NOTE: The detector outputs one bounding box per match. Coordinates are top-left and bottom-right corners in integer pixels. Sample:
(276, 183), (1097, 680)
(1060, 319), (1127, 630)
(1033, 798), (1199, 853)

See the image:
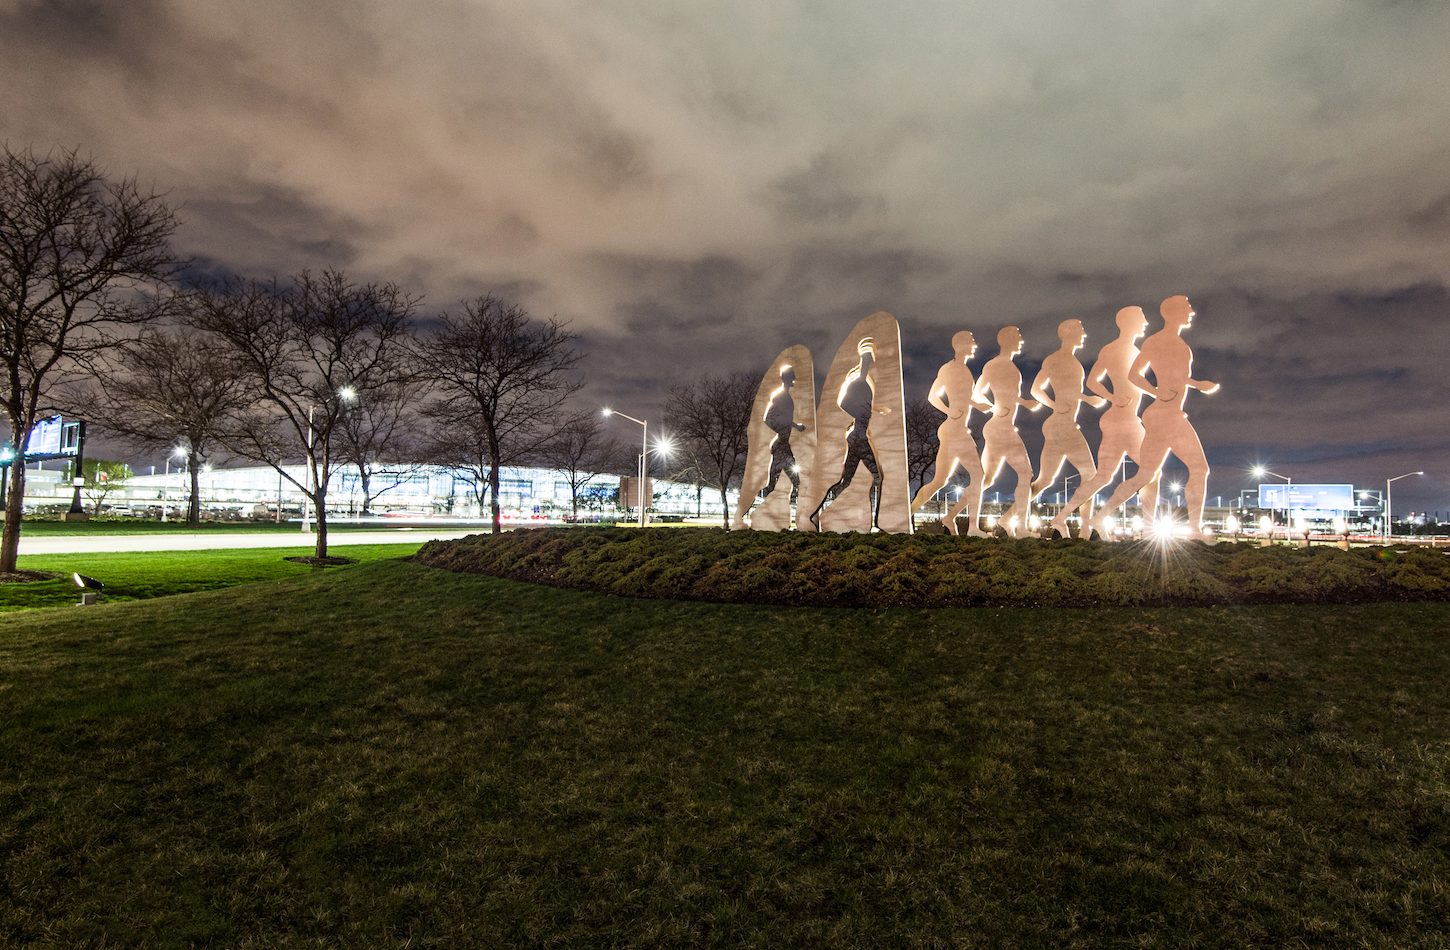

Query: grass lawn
(0, 544), (425, 612)
(18, 518), (439, 536)
(1, 561), (1447, 944)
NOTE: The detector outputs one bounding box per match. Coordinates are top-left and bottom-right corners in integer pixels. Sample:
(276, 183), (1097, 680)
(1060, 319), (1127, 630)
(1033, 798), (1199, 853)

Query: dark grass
(0, 544), (423, 612)
(418, 526), (1450, 608)
(2, 559), (1448, 945)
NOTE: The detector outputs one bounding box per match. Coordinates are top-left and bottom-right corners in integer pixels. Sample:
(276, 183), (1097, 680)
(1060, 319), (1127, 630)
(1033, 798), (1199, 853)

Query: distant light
(1251, 465), (1267, 478)
(1028, 515), (1042, 530)
(1226, 514), (1241, 533)
(1258, 515), (1272, 533)
(654, 437), (674, 457)
(1130, 515), (1143, 533)
(172, 446), (186, 459)
(791, 464), (801, 474)
(601, 407), (613, 417)
(1152, 519), (1176, 542)
(1168, 481), (1182, 493)
(338, 385), (358, 403)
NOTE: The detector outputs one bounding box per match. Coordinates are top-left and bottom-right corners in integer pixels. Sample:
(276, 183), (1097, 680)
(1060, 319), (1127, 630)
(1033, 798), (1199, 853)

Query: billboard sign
(1258, 483), (1355, 511)
(25, 416), (63, 456)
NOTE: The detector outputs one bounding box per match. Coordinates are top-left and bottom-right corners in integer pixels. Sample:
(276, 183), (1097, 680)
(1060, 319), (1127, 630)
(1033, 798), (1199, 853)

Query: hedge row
(413, 528), (1450, 609)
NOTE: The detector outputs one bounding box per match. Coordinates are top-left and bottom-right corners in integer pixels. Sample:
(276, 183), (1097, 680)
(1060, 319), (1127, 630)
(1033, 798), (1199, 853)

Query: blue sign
(24, 416), (63, 456)
(1258, 483), (1355, 511)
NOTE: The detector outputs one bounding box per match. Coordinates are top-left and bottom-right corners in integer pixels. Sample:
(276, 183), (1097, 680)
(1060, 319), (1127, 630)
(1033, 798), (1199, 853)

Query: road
(18, 528), (485, 556)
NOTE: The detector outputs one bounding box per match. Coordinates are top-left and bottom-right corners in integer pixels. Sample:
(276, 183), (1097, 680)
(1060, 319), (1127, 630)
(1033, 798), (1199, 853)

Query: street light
(1252, 465), (1291, 539)
(603, 407), (650, 528)
(1385, 471), (1424, 542)
(163, 445), (185, 522)
(302, 386), (358, 533)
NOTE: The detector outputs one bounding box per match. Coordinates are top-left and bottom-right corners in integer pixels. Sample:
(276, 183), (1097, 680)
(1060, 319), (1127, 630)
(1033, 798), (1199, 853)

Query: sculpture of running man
(910, 330), (992, 535)
(741, 364), (808, 526)
(810, 337), (889, 531)
(1090, 295), (1219, 540)
(973, 326), (1042, 538)
(1029, 318), (1106, 533)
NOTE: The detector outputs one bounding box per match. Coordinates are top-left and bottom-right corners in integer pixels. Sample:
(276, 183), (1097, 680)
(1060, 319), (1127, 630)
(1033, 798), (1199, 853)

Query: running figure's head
(996, 325), (1023, 356)
(1057, 318), (1087, 351)
(780, 365), (797, 389)
(1114, 305), (1148, 339)
(951, 330), (977, 362)
(1161, 295), (1195, 332)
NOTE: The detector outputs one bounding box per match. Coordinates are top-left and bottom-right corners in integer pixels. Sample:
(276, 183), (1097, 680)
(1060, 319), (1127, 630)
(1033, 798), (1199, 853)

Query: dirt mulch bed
(0, 570), (61, 584)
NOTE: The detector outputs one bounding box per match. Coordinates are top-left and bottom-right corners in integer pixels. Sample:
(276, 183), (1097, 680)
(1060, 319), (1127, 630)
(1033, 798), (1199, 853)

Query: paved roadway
(18, 527), (486, 556)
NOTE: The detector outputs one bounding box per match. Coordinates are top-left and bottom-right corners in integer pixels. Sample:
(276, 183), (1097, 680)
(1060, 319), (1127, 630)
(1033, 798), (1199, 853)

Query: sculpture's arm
(1086, 358), (1115, 403)
(926, 375), (954, 418)
(1127, 352), (1161, 401)
(1029, 368), (1056, 412)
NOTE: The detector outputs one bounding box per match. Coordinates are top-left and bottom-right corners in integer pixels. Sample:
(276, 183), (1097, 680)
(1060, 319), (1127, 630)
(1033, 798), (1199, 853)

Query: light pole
(603, 408), (649, 528)
(163, 445), (185, 522)
(1385, 471), (1424, 542)
(302, 385), (358, 533)
(1252, 465), (1291, 539)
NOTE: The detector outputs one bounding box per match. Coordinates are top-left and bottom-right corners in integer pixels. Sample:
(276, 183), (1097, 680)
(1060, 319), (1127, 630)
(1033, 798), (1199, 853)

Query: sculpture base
(61, 511), (90, 522)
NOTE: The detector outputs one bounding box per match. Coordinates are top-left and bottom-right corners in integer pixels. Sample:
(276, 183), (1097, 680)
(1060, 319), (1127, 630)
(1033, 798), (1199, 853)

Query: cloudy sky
(3, 0), (1447, 509)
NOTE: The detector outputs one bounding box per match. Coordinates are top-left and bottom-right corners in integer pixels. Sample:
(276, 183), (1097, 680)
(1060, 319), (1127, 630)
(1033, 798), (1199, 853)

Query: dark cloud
(3, 0), (1448, 507)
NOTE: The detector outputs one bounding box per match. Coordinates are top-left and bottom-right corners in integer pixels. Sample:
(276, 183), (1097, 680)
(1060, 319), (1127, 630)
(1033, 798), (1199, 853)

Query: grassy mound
(415, 527), (1450, 608)
(3, 561), (1448, 944)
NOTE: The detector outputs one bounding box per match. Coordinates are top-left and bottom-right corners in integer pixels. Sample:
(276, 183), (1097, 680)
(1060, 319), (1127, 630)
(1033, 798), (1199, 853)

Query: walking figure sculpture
(910, 331), (992, 535)
(810, 337), (889, 531)
(1090, 295), (1219, 540)
(973, 326), (1043, 538)
(1052, 306), (1157, 538)
(741, 364), (808, 526)
(1029, 318), (1106, 534)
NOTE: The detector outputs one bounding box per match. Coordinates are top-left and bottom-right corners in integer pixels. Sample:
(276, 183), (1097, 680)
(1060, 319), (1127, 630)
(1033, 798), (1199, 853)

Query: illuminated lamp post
(302, 385), (357, 533)
(1385, 471), (1424, 542)
(603, 408), (649, 528)
(1252, 465), (1291, 540)
(162, 445), (185, 522)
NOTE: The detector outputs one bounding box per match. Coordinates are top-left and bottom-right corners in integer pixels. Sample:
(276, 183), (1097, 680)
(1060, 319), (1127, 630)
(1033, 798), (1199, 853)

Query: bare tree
(905, 396), (942, 498)
(192, 271), (418, 559)
(335, 376), (428, 515)
(417, 294), (582, 534)
(664, 371), (755, 527)
(539, 411), (624, 519)
(0, 146), (178, 571)
(71, 324), (247, 525)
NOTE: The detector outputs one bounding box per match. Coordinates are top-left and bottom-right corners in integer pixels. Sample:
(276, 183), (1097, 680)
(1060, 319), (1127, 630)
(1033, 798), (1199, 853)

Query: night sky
(3, 0), (1447, 510)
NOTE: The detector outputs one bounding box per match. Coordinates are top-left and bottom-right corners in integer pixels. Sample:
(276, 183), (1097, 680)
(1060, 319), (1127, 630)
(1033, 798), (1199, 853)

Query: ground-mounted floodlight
(72, 572), (104, 606)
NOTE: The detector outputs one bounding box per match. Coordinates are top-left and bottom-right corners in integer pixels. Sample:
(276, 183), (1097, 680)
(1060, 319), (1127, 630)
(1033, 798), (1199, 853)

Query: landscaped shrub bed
(415, 528), (1450, 608)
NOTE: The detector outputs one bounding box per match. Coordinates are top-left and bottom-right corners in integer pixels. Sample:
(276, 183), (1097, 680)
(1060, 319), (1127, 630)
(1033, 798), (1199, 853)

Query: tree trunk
(313, 464), (329, 559)
(719, 486), (730, 528)
(1, 463), (26, 573)
(315, 497), (328, 559)
(360, 467), (372, 515)
(571, 487), (579, 518)
(488, 460), (502, 534)
(188, 455), (202, 525)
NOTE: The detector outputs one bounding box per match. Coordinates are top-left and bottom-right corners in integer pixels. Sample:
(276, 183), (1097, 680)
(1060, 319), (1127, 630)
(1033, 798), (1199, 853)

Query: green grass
(1, 543), (425, 611)
(18, 518), (438, 536)
(2, 560), (1447, 945)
